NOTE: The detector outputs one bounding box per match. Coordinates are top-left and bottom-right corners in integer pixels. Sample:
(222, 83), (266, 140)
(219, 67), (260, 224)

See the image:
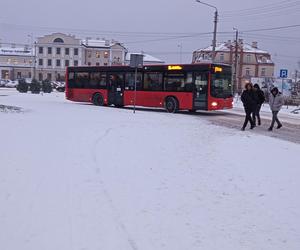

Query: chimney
(252, 41), (258, 48)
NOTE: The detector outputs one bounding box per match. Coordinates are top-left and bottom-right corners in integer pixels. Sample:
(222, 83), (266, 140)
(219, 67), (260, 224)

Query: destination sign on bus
(168, 65), (183, 70)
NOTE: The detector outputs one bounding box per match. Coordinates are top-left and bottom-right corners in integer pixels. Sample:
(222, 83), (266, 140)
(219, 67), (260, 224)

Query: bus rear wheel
(92, 93), (104, 106)
(165, 97), (178, 113)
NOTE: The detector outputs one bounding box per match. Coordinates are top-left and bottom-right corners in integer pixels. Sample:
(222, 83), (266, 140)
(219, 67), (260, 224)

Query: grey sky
(1, 0), (299, 75)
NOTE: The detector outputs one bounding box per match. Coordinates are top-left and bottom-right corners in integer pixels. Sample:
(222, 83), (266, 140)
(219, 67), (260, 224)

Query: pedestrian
(268, 87), (284, 131)
(252, 84), (265, 125)
(241, 83), (256, 131)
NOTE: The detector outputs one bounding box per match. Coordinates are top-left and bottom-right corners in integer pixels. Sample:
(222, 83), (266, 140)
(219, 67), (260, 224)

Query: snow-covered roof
(126, 53), (164, 63)
(0, 47), (34, 56)
(81, 39), (123, 48)
(196, 41), (269, 54)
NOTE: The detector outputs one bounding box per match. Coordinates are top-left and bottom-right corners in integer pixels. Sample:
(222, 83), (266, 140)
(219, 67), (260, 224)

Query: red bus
(65, 63), (233, 112)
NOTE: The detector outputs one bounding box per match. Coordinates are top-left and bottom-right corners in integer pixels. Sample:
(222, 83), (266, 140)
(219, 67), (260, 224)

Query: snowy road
(1, 89), (300, 250)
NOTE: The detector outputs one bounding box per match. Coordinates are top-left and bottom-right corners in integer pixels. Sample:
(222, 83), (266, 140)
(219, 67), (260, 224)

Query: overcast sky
(0, 0), (299, 75)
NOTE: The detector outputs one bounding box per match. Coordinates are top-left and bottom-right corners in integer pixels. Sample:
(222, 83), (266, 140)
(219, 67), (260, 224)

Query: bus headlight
(211, 102), (218, 107)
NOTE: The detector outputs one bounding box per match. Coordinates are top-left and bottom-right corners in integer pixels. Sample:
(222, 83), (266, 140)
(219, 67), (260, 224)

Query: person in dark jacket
(252, 84), (265, 125)
(241, 83), (256, 131)
(268, 87), (284, 131)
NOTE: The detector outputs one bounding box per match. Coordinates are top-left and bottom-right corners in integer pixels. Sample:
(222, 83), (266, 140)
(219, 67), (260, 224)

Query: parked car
(55, 81), (66, 92)
(0, 79), (8, 87)
(5, 80), (19, 88)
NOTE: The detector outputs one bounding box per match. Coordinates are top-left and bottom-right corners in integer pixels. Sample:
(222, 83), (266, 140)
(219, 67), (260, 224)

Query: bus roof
(67, 63), (231, 73)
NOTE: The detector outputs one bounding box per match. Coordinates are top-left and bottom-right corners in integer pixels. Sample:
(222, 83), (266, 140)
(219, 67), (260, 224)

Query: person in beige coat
(268, 87), (284, 131)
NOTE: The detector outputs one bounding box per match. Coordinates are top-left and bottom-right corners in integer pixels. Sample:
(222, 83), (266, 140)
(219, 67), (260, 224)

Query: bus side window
(125, 73), (142, 90)
(90, 72), (100, 89)
(185, 73), (193, 92)
(143, 72), (163, 91)
(68, 72), (75, 88)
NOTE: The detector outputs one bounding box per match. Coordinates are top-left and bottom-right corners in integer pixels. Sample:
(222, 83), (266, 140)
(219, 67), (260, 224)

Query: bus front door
(108, 73), (124, 107)
(193, 73), (208, 110)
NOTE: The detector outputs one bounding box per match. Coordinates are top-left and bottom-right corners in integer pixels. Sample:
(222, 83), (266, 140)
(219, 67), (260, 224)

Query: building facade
(35, 33), (83, 81)
(192, 40), (275, 93)
(82, 39), (127, 66)
(0, 45), (34, 80)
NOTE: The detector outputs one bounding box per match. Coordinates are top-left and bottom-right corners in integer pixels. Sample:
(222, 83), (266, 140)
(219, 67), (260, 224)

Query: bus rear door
(108, 73), (124, 107)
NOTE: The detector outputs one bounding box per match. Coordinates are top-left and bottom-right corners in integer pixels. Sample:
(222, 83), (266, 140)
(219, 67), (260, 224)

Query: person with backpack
(252, 84), (265, 126)
(241, 83), (256, 131)
(268, 87), (284, 131)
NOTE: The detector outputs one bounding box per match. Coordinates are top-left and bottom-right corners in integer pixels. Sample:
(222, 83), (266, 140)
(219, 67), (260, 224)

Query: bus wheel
(165, 97), (178, 113)
(92, 93), (104, 106)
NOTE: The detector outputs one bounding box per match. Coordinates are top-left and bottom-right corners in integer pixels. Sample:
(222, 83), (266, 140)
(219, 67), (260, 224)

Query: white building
(0, 45), (34, 80)
(35, 33), (83, 81)
(82, 38), (127, 66)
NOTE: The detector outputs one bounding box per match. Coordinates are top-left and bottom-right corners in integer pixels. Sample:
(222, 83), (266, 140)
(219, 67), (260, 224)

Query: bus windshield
(211, 73), (233, 99)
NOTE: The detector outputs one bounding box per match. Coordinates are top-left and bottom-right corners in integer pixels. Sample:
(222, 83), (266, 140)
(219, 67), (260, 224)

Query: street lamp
(195, 0), (218, 62)
(233, 27), (239, 94)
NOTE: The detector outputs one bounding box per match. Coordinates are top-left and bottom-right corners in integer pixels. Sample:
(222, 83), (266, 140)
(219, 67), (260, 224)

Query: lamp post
(195, 0), (218, 62)
(178, 43), (182, 64)
(233, 28), (239, 94)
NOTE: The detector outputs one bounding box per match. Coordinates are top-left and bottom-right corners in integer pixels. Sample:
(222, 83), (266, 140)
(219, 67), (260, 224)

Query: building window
(96, 62), (100, 66)
(65, 48), (70, 55)
(74, 60), (78, 66)
(74, 48), (79, 56)
(28, 72), (32, 78)
(39, 47), (43, 54)
(48, 47), (52, 54)
(65, 60), (69, 67)
(39, 59), (43, 66)
(87, 51), (92, 58)
(88, 62), (91, 66)
(96, 52), (100, 58)
(104, 51), (109, 58)
(48, 59), (52, 67)
(220, 53), (224, 62)
(56, 59), (61, 67)
(246, 54), (251, 63)
(261, 68), (266, 77)
(56, 47), (61, 55)
(47, 73), (52, 80)
(53, 38), (64, 43)
(17, 72), (22, 79)
(246, 68), (251, 76)
(39, 73), (43, 81)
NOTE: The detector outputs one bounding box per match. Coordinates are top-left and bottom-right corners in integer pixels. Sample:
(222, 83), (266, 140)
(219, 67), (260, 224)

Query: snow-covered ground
(1, 89), (300, 250)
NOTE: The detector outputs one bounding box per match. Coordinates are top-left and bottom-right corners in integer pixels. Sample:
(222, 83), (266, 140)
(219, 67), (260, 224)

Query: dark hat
(253, 83), (260, 89)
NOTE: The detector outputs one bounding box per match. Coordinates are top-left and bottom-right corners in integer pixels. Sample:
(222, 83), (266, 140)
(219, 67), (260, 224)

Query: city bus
(65, 63), (233, 112)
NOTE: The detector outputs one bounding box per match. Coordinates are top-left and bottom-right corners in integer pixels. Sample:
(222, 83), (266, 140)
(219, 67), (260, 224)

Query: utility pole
(195, 0), (218, 62)
(233, 28), (239, 94)
(178, 43), (182, 64)
(33, 41), (37, 80)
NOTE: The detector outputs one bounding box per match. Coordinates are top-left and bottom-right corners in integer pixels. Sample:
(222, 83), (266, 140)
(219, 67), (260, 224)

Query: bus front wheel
(165, 97), (178, 113)
(92, 93), (104, 106)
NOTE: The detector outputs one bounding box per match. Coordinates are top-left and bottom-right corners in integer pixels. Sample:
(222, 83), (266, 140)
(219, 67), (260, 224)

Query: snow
(126, 53), (165, 64)
(196, 42), (269, 54)
(1, 89), (300, 250)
